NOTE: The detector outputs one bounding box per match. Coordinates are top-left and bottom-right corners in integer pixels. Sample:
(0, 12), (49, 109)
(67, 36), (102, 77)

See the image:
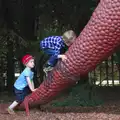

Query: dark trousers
(14, 86), (31, 102)
(43, 49), (58, 67)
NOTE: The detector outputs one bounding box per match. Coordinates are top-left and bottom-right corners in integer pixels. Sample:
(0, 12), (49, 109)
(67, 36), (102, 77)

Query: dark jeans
(14, 86), (31, 102)
(43, 49), (58, 67)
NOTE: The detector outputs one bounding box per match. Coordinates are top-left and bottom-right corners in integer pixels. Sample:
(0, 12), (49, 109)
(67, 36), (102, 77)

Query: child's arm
(31, 80), (35, 90)
(26, 76), (36, 92)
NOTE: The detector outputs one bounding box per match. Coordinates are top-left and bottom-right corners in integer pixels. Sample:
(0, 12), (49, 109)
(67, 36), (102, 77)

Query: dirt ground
(1, 103), (120, 120)
(1, 87), (120, 120)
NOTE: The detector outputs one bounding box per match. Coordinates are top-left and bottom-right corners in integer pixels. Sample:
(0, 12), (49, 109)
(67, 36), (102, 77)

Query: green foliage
(51, 83), (103, 107)
(115, 49), (120, 64)
(37, 20), (68, 40)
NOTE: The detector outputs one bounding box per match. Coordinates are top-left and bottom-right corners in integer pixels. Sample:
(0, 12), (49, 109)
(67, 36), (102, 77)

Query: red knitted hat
(22, 54), (33, 65)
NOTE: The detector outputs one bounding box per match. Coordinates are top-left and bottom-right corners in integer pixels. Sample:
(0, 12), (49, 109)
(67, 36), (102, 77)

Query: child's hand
(32, 88), (38, 92)
(58, 55), (67, 61)
(61, 55), (67, 61)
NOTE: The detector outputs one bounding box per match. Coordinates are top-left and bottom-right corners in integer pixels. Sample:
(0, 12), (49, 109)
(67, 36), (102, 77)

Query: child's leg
(23, 86), (31, 97)
(7, 101), (19, 114)
(7, 87), (31, 115)
(42, 49), (58, 75)
(43, 55), (57, 76)
(7, 87), (24, 114)
(47, 55), (57, 67)
(43, 49), (57, 67)
(9, 101), (19, 109)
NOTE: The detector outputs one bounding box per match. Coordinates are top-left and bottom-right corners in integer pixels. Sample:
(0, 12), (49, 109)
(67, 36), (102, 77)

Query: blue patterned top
(40, 36), (65, 57)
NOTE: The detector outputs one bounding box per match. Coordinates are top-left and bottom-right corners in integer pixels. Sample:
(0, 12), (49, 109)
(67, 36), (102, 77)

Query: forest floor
(1, 87), (120, 120)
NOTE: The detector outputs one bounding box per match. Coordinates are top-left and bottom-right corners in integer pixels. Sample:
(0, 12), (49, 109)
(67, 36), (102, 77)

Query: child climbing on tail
(7, 54), (37, 114)
(40, 30), (76, 73)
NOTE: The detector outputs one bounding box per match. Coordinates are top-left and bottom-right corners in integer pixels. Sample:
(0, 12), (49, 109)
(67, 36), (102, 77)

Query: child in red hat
(7, 54), (37, 114)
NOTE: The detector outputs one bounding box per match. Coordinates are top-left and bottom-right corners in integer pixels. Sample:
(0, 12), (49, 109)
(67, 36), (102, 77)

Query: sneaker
(43, 66), (53, 73)
(6, 108), (15, 115)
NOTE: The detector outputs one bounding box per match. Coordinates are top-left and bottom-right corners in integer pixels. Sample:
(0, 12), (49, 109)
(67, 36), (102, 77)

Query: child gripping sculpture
(40, 30), (76, 73)
(7, 54), (37, 114)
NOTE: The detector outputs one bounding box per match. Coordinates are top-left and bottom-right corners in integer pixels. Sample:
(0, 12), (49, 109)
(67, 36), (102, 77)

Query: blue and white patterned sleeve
(40, 37), (49, 49)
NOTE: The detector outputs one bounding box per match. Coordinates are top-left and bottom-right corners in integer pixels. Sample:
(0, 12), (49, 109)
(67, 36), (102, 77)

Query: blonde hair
(62, 30), (76, 42)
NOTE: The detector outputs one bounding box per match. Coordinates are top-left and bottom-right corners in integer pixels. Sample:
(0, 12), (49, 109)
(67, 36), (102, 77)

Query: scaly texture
(20, 0), (120, 115)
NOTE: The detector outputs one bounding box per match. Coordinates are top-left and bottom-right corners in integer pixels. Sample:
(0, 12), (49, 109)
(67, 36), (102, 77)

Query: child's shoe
(43, 66), (53, 73)
(6, 108), (15, 115)
(43, 64), (53, 75)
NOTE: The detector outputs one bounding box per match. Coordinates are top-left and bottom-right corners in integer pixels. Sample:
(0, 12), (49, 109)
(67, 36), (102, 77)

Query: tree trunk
(7, 36), (14, 92)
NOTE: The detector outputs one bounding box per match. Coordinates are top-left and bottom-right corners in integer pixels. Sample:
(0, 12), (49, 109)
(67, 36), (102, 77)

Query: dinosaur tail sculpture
(19, 0), (120, 115)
